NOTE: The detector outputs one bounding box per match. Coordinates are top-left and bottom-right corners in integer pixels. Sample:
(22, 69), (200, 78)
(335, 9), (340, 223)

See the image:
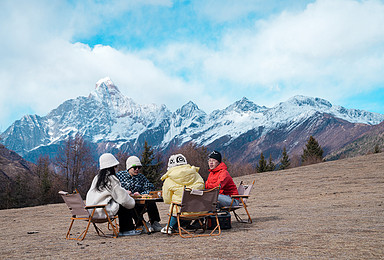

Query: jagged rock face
(1, 78), (384, 163)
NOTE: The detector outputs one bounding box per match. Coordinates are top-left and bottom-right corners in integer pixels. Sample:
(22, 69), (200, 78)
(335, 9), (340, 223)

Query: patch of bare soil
(1, 153), (384, 259)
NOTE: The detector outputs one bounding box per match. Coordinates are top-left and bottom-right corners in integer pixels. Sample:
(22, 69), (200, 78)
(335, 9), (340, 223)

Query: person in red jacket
(205, 150), (239, 208)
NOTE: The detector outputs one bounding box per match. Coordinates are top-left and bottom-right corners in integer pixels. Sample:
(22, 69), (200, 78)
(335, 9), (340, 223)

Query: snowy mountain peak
(226, 96), (264, 113)
(288, 95), (332, 109)
(89, 77), (126, 106)
(96, 77), (116, 90)
(176, 101), (205, 118)
(94, 77), (121, 98)
(278, 95), (383, 125)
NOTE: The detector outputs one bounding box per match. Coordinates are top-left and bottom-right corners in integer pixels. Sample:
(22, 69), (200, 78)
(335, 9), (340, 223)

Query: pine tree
(279, 147), (291, 170)
(266, 154), (275, 172)
(256, 152), (267, 173)
(35, 155), (52, 204)
(301, 136), (324, 165)
(141, 141), (162, 188)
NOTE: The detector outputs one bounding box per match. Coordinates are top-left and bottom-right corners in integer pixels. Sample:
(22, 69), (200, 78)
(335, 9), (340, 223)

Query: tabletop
(131, 195), (163, 203)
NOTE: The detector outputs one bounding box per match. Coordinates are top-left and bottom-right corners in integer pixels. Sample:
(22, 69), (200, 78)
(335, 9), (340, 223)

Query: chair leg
(76, 218), (92, 241)
(94, 222), (109, 236)
(242, 205), (252, 223)
(166, 204), (175, 235)
(176, 215), (196, 238)
(239, 198), (252, 223)
(66, 217), (92, 241)
(176, 215), (221, 238)
(165, 214), (172, 235)
(66, 219), (75, 240)
(231, 209), (252, 223)
(232, 210), (243, 222)
(108, 217), (119, 232)
(104, 209), (118, 238)
(208, 214), (221, 237)
(109, 219), (119, 237)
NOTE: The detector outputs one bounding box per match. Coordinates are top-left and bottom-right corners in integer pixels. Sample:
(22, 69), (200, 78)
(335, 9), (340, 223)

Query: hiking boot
(118, 230), (142, 236)
(139, 222), (154, 233)
(160, 225), (174, 234)
(151, 221), (162, 232)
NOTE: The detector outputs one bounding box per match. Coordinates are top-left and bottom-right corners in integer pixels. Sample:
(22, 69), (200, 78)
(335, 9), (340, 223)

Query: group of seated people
(85, 150), (239, 236)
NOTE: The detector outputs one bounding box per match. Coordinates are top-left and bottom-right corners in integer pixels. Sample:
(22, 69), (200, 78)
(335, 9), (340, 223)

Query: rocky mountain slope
(326, 121), (384, 160)
(1, 77), (383, 164)
(0, 144), (35, 194)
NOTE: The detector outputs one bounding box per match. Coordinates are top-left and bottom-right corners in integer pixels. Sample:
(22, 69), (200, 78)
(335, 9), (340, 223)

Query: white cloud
(203, 0), (384, 93)
(140, 0), (384, 111)
(0, 39), (202, 124)
(0, 0), (195, 128)
(1, 0), (384, 129)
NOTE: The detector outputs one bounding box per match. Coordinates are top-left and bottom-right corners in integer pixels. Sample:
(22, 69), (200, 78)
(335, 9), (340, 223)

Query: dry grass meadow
(1, 152), (383, 259)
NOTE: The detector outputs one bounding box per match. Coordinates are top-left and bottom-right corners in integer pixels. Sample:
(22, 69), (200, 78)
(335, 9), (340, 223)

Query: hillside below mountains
(326, 121), (384, 160)
(1, 77), (383, 164)
(0, 144), (35, 192)
(1, 152), (383, 259)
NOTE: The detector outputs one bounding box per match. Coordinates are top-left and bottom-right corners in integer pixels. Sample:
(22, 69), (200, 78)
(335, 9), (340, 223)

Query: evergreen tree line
(256, 135), (324, 173)
(1, 134), (381, 209)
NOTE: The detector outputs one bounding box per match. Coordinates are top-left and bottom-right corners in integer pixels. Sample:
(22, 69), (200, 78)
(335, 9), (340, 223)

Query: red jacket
(205, 162), (239, 196)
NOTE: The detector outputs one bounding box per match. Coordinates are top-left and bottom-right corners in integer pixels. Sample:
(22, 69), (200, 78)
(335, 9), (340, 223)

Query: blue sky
(1, 0), (384, 131)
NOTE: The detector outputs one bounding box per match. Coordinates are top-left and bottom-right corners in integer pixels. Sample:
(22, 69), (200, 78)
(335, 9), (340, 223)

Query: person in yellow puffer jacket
(160, 154), (204, 233)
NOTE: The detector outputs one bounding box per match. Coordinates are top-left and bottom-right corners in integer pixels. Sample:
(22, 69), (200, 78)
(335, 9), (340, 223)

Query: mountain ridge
(1, 77), (383, 164)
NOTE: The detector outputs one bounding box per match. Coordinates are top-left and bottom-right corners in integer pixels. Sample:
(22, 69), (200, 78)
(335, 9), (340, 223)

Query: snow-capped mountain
(1, 77), (384, 164)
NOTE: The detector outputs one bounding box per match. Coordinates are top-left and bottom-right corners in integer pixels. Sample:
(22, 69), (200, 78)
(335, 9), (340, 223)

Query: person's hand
(127, 190), (132, 195)
(134, 192), (140, 196)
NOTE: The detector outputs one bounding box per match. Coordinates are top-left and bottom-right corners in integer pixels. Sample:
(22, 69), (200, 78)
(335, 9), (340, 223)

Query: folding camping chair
(221, 180), (255, 223)
(59, 190), (119, 241)
(166, 186), (221, 238)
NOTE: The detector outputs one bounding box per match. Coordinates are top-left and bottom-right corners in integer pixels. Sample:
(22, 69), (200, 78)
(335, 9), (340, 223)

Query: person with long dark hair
(86, 153), (141, 236)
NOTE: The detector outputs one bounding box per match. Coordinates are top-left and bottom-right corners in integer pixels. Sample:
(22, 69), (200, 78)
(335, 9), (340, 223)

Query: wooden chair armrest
(85, 204), (108, 209)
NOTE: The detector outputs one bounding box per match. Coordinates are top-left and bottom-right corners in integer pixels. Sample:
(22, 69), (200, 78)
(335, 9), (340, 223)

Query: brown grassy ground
(1, 153), (384, 259)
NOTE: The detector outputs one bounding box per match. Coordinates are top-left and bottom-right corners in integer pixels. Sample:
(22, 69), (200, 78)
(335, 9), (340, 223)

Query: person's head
(99, 153), (119, 170)
(167, 154), (187, 170)
(208, 150), (221, 170)
(126, 156), (142, 176)
(97, 153), (119, 191)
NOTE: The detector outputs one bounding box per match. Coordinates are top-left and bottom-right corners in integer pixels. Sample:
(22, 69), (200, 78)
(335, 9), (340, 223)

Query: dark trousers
(117, 202), (161, 232)
(134, 201), (161, 225)
(117, 206), (136, 232)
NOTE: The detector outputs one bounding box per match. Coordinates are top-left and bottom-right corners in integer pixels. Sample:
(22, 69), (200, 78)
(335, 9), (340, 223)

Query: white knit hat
(167, 154), (187, 170)
(99, 153), (119, 170)
(126, 156), (142, 170)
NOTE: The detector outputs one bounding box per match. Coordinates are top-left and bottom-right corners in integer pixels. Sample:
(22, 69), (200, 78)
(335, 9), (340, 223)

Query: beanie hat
(208, 150), (222, 163)
(99, 153), (119, 170)
(167, 154), (187, 170)
(126, 156), (142, 170)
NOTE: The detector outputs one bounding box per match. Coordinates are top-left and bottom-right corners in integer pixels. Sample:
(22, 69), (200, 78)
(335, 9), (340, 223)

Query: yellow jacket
(161, 164), (204, 213)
